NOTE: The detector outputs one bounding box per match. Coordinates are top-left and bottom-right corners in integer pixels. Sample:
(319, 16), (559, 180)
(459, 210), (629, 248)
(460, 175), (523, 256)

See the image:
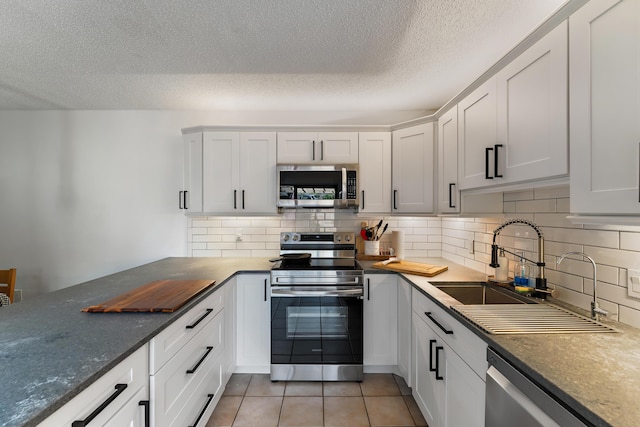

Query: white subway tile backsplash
(185, 188), (640, 329)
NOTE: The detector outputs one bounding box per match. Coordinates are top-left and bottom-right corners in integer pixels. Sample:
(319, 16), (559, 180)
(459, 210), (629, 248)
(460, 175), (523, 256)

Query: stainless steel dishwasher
(486, 348), (589, 427)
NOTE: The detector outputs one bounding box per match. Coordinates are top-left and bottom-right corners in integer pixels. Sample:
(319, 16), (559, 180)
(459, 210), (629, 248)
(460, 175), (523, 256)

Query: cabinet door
(359, 132), (391, 213)
(570, 0), (640, 214)
(397, 279), (412, 386)
(277, 132), (316, 163)
(363, 274), (397, 367)
(236, 274), (271, 373)
(182, 132), (203, 212)
(497, 21), (568, 183)
(457, 77), (499, 189)
(438, 106), (459, 213)
(392, 123), (434, 213)
(318, 132), (359, 163)
(239, 132), (277, 213)
(202, 132), (240, 213)
(412, 312), (441, 427)
(444, 348), (485, 427)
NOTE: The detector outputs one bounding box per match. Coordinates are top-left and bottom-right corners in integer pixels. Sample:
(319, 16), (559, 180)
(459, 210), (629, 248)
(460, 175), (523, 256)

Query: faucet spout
(490, 219), (547, 293)
(557, 251), (607, 321)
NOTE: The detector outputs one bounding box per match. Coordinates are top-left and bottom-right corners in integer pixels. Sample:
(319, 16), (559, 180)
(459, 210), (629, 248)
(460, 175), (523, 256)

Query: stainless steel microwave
(277, 164), (359, 209)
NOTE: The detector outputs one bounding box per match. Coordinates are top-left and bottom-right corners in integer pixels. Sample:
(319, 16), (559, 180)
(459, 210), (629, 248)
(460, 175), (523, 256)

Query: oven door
(271, 286), (363, 367)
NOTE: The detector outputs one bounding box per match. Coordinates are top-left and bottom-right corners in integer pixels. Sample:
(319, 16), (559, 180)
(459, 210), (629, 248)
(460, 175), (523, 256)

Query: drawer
(38, 344), (148, 427)
(412, 289), (487, 379)
(150, 288), (223, 374)
(151, 310), (224, 427)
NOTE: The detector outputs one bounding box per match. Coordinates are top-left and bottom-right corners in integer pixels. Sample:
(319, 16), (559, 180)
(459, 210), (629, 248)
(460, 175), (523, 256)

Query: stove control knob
(282, 234), (290, 242)
(292, 234), (300, 242)
(336, 235), (342, 243)
(344, 234), (352, 242)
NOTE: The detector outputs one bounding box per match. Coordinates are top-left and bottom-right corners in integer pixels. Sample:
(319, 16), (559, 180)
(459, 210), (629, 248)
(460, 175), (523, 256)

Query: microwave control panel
(346, 170), (357, 200)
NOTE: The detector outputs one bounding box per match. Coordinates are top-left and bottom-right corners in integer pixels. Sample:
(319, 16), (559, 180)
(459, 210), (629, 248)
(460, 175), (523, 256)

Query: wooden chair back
(0, 268), (17, 303)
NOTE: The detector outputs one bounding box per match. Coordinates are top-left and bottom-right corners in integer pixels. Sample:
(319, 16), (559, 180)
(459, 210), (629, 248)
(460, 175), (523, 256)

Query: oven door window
(271, 296), (363, 365)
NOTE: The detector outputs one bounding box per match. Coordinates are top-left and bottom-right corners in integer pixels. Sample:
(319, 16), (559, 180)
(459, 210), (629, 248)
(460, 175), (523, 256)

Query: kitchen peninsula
(1, 257), (639, 427)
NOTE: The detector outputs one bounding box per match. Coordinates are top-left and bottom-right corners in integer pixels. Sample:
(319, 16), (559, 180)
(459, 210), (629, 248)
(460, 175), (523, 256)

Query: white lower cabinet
(236, 274), (271, 373)
(150, 290), (225, 427)
(412, 289), (486, 427)
(397, 278), (412, 385)
(363, 274), (397, 369)
(38, 345), (149, 427)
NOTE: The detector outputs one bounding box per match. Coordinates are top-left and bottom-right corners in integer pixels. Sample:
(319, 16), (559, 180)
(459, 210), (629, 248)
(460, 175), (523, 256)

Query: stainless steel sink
(429, 282), (535, 305)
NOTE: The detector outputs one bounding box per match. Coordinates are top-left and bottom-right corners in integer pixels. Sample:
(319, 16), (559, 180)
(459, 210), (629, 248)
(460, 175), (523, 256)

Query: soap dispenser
(495, 248), (509, 282)
(514, 252), (529, 286)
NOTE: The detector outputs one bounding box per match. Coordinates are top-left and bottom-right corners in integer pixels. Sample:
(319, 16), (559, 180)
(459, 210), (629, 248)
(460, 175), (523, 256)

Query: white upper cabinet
(570, 0), (640, 215)
(437, 106), (459, 213)
(457, 21), (568, 190)
(392, 123), (435, 213)
(182, 132), (203, 212)
(202, 131), (277, 214)
(277, 132), (359, 164)
(358, 132), (392, 213)
(457, 77), (499, 189)
(496, 21), (569, 183)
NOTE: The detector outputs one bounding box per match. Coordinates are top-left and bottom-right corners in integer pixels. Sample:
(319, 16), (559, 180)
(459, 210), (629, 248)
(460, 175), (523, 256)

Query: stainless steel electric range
(270, 231), (364, 381)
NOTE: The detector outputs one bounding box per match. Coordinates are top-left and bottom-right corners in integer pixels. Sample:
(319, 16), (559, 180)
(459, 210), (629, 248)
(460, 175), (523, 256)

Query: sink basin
(429, 282), (535, 305)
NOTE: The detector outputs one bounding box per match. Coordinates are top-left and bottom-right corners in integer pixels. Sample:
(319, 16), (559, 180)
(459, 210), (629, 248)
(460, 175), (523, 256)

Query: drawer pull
(425, 312), (454, 335)
(189, 393), (215, 427)
(71, 383), (127, 427)
(186, 308), (213, 329)
(186, 346), (214, 374)
(138, 400), (150, 427)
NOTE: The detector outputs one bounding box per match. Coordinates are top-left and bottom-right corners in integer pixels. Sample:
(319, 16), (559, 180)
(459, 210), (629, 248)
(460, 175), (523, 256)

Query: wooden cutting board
(83, 279), (216, 313)
(372, 260), (448, 277)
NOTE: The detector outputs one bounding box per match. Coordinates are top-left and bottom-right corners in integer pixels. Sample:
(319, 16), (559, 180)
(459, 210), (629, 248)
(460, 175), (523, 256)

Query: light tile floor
(206, 373), (428, 427)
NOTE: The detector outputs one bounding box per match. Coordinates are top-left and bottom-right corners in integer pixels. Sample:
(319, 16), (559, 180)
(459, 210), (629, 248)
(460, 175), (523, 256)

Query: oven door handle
(270, 287), (364, 297)
(271, 277), (362, 286)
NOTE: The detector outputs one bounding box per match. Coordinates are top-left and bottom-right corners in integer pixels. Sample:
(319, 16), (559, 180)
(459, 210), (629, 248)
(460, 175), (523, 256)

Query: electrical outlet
(14, 289), (22, 303)
(627, 269), (640, 299)
(235, 228), (243, 242)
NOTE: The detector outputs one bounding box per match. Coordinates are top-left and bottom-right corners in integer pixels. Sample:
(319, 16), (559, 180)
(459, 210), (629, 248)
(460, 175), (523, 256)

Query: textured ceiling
(0, 0), (567, 112)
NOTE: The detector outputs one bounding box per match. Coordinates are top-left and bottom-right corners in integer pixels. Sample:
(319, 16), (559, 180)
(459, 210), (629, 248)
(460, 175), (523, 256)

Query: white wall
(0, 109), (424, 298)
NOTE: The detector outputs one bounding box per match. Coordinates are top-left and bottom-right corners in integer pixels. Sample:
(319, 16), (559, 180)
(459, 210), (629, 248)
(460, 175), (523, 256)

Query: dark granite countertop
(2, 257), (638, 426)
(0, 257), (272, 427)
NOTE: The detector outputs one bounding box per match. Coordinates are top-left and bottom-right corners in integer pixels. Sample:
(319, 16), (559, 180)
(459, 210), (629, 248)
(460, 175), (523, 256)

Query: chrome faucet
(489, 219), (547, 295)
(557, 252), (608, 321)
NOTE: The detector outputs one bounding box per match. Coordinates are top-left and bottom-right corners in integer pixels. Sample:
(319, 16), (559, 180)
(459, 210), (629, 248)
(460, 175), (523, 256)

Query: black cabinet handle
(179, 191), (184, 209)
(189, 393), (215, 427)
(242, 190), (245, 209)
(485, 147), (493, 179)
(425, 312), (454, 335)
(186, 308), (213, 329)
(367, 278), (370, 301)
(71, 384), (127, 427)
(393, 190), (398, 209)
(183, 190), (189, 210)
(361, 190), (365, 210)
(233, 190), (237, 209)
(312, 140), (316, 161)
(186, 346), (214, 374)
(264, 278), (267, 302)
(448, 183), (456, 208)
(494, 144), (503, 178)
(435, 346), (444, 380)
(429, 339), (437, 372)
(320, 140), (324, 161)
(139, 400), (150, 427)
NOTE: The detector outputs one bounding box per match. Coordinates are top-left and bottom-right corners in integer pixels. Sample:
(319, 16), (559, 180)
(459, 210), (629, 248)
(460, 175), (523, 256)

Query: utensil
(376, 223), (388, 240)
